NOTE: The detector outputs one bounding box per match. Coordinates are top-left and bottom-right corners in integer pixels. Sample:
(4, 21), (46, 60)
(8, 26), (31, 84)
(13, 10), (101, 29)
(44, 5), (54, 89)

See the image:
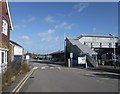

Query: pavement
(1, 61), (119, 93)
(2, 62), (34, 93)
(2, 71), (28, 93)
(0, 74), (2, 94)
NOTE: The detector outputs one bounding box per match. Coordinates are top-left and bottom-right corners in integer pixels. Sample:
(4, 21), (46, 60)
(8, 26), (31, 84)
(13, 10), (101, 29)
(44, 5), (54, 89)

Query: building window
(2, 52), (4, 64)
(84, 42), (86, 45)
(91, 43), (93, 48)
(5, 52), (7, 63)
(2, 20), (8, 36)
(109, 43), (112, 48)
(100, 42), (102, 47)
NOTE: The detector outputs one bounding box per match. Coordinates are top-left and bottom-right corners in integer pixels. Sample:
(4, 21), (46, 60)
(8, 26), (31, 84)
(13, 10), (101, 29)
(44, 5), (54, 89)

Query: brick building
(0, 0), (13, 73)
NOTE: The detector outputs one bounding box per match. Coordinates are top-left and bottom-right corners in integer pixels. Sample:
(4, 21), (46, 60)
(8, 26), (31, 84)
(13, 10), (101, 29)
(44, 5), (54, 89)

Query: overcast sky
(9, 2), (118, 54)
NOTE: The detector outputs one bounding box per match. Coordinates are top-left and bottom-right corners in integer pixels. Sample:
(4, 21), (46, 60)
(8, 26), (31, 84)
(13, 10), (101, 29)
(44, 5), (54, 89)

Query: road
(19, 62), (119, 92)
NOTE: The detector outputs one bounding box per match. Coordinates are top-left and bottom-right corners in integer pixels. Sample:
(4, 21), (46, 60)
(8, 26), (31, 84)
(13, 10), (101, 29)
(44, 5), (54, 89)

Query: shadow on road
(31, 60), (67, 67)
(93, 73), (120, 79)
(30, 60), (120, 80)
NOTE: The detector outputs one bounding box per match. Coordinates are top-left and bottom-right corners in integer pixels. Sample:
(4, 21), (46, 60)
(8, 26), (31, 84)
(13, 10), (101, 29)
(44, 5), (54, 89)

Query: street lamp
(109, 34), (116, 68)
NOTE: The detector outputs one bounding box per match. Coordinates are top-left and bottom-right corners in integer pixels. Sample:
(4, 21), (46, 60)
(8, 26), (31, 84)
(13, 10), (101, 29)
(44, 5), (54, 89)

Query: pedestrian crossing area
(40, 65), (61, 70)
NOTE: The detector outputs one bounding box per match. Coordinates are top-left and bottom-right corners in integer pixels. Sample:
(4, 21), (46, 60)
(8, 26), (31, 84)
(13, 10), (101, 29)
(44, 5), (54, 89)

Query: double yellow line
(11, 69), (34, 94)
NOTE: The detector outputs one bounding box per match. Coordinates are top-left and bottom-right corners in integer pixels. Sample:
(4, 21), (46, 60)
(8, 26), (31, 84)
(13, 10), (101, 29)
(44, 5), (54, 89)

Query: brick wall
(2, 1), (10, 49)
(0, 2), (2, 46)
(1, 1), (11, 63)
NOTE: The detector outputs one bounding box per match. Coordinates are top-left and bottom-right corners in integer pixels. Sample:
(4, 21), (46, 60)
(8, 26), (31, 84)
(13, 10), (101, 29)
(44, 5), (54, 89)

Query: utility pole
(109, 34), (116, 68)
(64, 33), (66, 64)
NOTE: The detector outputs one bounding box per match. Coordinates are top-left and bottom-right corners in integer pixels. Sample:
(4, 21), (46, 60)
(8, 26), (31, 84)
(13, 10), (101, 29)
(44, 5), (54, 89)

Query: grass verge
(98, 65), (120, 70)
(2, 61), (30, 88)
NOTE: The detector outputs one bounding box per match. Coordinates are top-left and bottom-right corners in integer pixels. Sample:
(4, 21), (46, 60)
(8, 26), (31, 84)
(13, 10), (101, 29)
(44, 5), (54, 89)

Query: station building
(65, 34), (118, 68)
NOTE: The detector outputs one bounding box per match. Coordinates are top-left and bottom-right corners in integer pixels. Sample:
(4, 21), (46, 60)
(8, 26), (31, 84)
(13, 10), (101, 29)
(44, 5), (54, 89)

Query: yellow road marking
(16, 70), (34, 93)
(11, 68), (35, 94)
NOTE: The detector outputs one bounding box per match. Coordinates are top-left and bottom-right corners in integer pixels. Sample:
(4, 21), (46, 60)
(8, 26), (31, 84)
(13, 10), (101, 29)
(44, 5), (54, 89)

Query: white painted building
(9, 40), (24, 63)
(14, 45), (23, 55)
(78, 34), (118, 49)
(78, 35), (118, 63)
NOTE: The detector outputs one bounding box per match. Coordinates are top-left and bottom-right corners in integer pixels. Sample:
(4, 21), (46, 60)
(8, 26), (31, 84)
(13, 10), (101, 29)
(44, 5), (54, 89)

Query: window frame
(2, 52), (4, 64)
(2, 19), (8, 36)
(0, 51), (6, 64)
(109, 43), (112, 48)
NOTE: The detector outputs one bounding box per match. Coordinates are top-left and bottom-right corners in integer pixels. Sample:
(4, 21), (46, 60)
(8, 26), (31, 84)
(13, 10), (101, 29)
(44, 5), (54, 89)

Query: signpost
(68, 59), (71, 67)
(78, 56), (87, 68)
(26, 55), (30, 64)
(68, 53), (73, 67)
(70, 53), (73, 58)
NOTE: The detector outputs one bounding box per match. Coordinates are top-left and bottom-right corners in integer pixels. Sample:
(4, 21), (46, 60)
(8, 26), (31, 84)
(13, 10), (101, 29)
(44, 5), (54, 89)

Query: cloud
(45, 16), (55, 23)
(55, 36), (59, 41)
(28, 17), (36, 22)
(22, 16), (36, 23)
(14, 16), (36, 29)
(55, 21), (73, 30)
(14, 24), (26, 29)
(93, 27), (97, 32)
(56, 13), (66, 18)
(38, 29), (55, 42)
(73, 3), (89, 13)
(19, 35), (31, 44)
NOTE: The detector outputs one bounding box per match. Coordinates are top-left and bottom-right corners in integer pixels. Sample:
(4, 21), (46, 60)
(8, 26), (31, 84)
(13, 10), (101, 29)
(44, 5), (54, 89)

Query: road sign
(26, 55), (30, 60)
(70, 53), (73, 58)
(78, 56), (86, 64)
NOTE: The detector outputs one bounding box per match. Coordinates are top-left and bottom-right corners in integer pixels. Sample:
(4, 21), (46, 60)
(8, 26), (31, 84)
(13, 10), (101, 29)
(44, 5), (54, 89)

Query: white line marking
(33, 67), (38, 70)
(100, 78), (110, 80)
(41, 67), (46, 70)
(50, 67), (54, 69)
(58, 67), (61, 70)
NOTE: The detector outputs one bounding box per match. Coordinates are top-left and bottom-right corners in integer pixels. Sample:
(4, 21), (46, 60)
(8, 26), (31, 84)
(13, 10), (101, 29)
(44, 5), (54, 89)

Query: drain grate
(29, 76), (34, 79)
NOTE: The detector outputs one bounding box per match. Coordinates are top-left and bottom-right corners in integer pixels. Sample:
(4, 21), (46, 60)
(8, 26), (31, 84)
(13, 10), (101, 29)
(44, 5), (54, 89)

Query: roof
(10, 40), (23, 48)
(65, 37), (78, 41)
(1, 0), (13, 30)
(50, 50), (64, 55)
(78, 34), (118, 39)
(67, 38), (97, 55)
(118, 39), (120, 46)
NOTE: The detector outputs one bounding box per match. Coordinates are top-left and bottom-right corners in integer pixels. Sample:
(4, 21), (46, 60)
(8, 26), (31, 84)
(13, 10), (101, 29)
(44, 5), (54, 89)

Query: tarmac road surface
(19, 62), (119, 92)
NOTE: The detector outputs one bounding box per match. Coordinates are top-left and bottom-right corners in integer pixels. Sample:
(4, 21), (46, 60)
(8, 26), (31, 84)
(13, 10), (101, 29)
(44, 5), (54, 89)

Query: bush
(98, 59), (102, 65)
(2, 61), (30, 88)
(2, 69), (14, 86)
(2, 62), (21, 87)
(21, 61), (30, 73)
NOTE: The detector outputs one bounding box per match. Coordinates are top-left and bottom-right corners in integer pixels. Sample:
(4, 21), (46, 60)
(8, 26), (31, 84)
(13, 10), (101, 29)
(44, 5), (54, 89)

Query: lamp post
(109, 34), (116, 68)
(64, 33), (66, 64)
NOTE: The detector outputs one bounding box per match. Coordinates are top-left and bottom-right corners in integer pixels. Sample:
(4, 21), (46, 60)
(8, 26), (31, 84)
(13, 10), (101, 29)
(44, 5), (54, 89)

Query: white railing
(0, 63), (7, 74)
(86, 54), (98, 67)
